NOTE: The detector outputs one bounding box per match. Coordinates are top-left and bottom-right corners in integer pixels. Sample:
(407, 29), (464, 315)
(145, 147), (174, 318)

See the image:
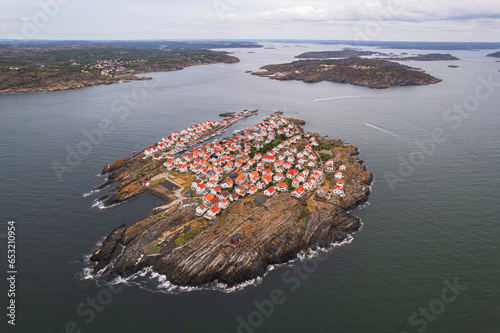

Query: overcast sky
(1, 0), (499, 41)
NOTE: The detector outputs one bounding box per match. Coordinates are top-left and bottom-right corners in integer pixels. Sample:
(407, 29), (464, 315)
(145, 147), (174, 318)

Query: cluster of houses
(347, 64), (375, 70)
(273, 70), (303, 78)
(318, 64), (336, 71)
(144, 120), (221, 157)
(144, 113), (251, 158)
(141, 114), (353, 221)
(323, 160), (347, 197)
(87, 58), (147, 76)
(156, 116), (343, 219)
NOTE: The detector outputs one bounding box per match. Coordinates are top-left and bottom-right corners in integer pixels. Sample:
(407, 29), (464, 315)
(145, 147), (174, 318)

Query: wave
(91, 199), (122, 210)
(297, 235), (353, 259)
(82, 188), (102, 198)
(79, 233), (357, 294)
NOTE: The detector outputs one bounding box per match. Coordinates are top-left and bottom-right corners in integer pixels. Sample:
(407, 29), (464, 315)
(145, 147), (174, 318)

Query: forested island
(252, 57), (441, 89)
(0, 45), (239, 93)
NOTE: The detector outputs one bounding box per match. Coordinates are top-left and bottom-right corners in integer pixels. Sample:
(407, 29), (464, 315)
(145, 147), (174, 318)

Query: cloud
(0, 16), (35, 22)
(257, 6), (331, 22)
(198, 0), (500, 24)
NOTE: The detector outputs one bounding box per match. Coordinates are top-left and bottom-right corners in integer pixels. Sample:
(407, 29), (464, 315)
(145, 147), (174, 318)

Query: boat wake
(312, 95), (361, 102)
(363, 122), (404, 140)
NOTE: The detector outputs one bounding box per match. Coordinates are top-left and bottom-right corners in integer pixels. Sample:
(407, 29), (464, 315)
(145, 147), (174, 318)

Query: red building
(231, 233), (242, 244)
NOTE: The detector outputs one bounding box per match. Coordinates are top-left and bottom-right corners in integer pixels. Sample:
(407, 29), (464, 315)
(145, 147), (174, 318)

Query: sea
(1, 42), (499, 333)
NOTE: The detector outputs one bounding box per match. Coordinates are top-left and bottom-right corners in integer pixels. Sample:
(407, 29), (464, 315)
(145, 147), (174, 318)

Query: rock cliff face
(90, 135), (373, 288)
(101, 195), (365, 287)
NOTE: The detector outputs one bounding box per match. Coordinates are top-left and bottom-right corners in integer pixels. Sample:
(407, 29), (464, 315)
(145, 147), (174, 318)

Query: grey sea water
(1, 43), (499, 333)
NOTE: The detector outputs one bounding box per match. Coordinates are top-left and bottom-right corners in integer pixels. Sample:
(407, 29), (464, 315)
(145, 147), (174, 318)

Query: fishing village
(89, 110), (373, 288)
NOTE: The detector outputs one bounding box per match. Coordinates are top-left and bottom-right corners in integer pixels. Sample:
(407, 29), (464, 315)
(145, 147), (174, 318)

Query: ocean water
(1, 43), (499, 333)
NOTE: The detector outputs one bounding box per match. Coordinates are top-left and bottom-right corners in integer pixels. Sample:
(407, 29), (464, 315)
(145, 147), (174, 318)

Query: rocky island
(382, 53), (460, 61)
(295, 49), (380, 58)
(486, 51), (500, 58)
(0, 45), (239, 93)
(89, 111), (372, 289)
(252, 57), (441, 89)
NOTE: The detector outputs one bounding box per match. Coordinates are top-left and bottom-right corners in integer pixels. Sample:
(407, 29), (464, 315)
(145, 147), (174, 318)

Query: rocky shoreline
(0, 63), (221, 94)
(0, 48), (239, 94)
(88, 115), (373, 289)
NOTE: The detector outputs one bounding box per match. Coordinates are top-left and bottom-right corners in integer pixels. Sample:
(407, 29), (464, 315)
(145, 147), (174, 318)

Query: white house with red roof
(291, 185), (306, 198)
(264, 186), (277, 196)
(303, 180), (314, 191)
(206, 205), (221, 218)
(196, 204), (208, 216)
(220, 179), (233, 189)
(335, 170), (343, 180)
(273, 173), (285, 182)
(203, 193), (215, 205)
(262, 154), (276, 163)
(332, 185), (343, 195)
(287, 168), (299, 179)
(277, 182), (288, 192)
(256, 180), (266, 190)
(248, 185), (258, 195)
(262, 174), (272, 185)
(196, 183), (207, 195)
(219, 199), (230, 210)
(211, 186), (222, 195)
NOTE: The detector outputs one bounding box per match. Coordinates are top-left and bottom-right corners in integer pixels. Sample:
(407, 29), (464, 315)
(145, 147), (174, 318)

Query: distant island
(252, 57), (441, 89)
(89, 111), (372, 289)
(382, 53), (460, 61)
(295, 49), (379, 58)
(0, 39), (264, 50)
(486, 51), (500, 58)
(0, 45), (239, 93)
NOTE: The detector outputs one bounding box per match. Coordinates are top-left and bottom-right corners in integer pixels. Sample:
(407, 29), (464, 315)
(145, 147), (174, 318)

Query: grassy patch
(143, 241), (161, 254)
(151, 178), (167, 186)
(174, 229), (200, 246)
(319, 152), (332, 161)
